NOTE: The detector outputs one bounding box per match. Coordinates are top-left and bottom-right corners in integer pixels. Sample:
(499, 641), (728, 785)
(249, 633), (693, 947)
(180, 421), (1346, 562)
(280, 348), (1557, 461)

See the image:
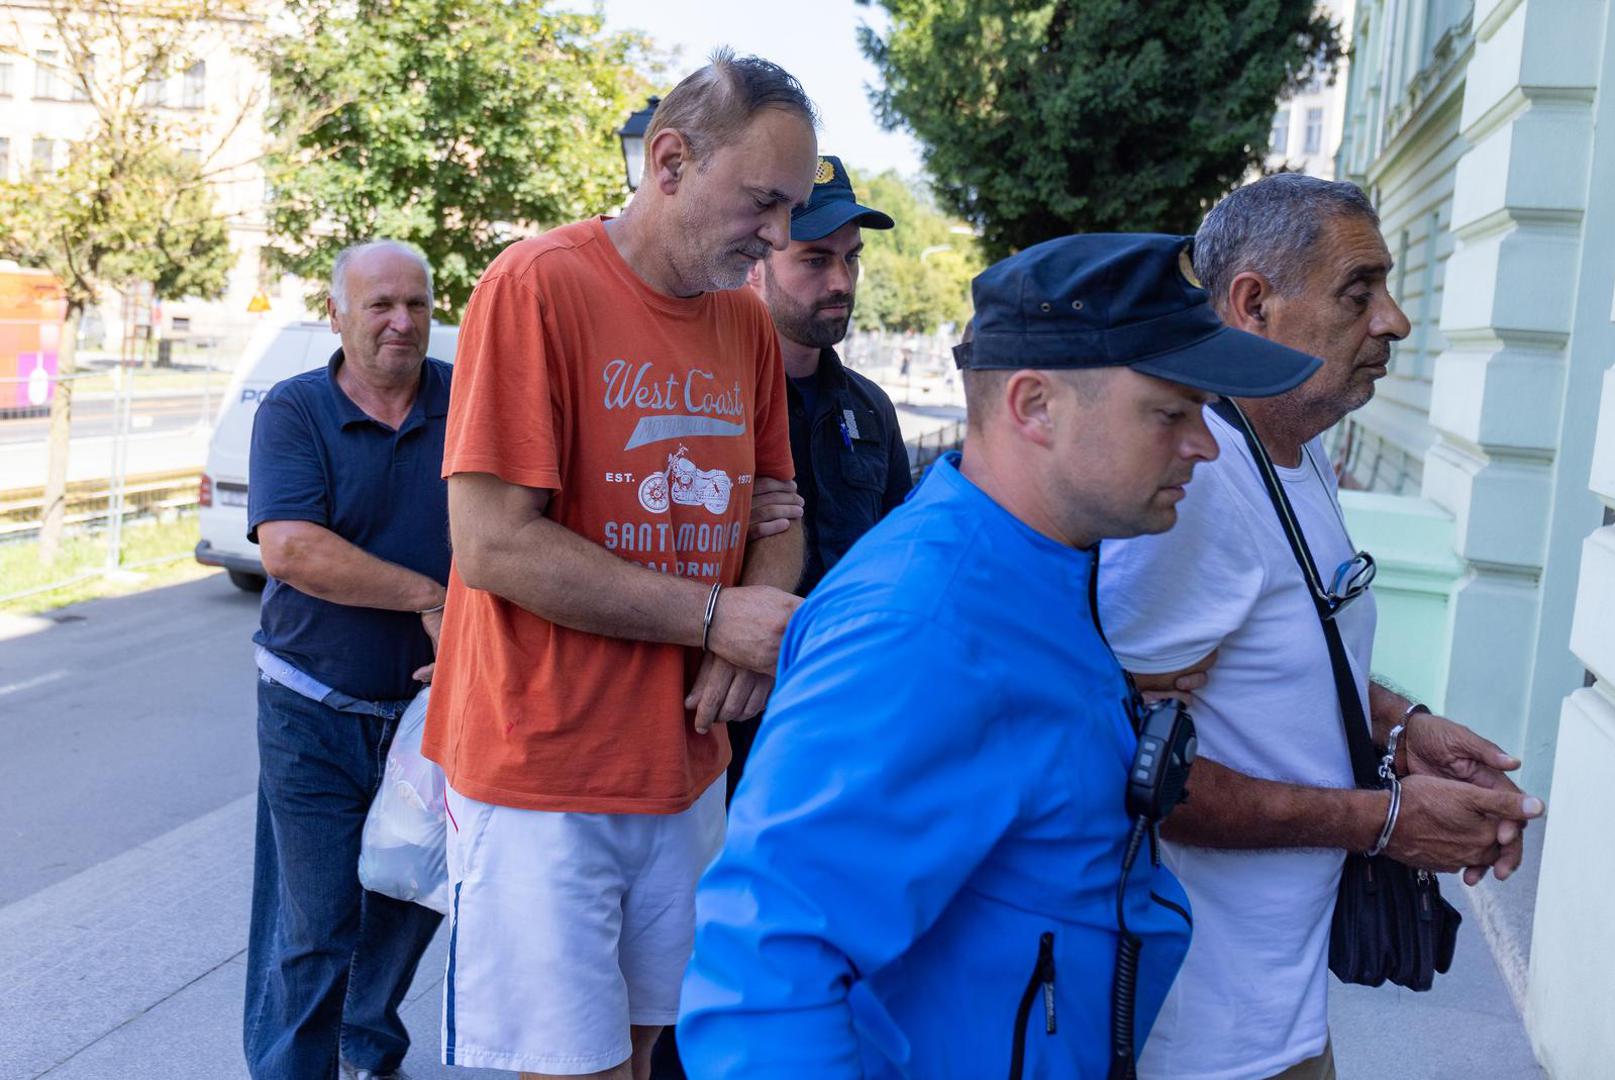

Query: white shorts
(439, 780), (726, 1075)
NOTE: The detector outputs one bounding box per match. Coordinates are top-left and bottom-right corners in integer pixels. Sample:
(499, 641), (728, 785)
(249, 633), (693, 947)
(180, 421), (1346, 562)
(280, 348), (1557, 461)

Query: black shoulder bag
(1210, 398), (1459, 990)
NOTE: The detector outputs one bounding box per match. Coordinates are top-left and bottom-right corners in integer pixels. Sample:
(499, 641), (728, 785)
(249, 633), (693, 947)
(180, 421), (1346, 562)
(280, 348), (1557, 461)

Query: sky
(590, 0), (926, 178)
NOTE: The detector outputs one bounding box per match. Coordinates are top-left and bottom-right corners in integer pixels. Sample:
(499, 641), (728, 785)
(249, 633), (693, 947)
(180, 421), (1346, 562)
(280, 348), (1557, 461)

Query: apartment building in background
(0, 0), (310, 357)
(1264, 1), (1357, 180)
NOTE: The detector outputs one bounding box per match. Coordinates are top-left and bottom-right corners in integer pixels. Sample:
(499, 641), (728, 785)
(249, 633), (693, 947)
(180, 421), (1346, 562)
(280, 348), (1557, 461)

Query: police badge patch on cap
(1178, 244), (1202, 289)
(814, 158), (836, 184)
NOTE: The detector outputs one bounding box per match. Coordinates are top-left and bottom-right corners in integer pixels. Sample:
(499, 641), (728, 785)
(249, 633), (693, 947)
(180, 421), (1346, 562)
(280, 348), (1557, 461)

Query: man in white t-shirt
(1098, 174), (1547, 1080)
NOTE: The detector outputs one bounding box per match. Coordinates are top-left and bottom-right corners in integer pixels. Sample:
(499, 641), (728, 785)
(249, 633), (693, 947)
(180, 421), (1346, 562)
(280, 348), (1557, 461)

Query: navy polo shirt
(248, 350), (453, 702)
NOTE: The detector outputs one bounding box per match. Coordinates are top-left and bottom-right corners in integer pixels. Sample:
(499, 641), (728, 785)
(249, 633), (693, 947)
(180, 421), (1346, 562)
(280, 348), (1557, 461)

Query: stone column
(1420, 0), (1615, 796)
(1527, 339), (1615, 1076)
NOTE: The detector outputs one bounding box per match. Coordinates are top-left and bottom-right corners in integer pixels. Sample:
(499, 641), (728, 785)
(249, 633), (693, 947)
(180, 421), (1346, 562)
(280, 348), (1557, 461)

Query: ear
(1225, 271), (1274, 336)
(1002, 370), (1058, 449)
(326, 294), (340, 333)
(647, 129), (690, 195)
(745, 257), (766, 293)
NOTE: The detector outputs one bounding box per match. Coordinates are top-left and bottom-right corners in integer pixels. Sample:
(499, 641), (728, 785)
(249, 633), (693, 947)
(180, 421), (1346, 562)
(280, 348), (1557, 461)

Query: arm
(258, 520), (444, 613)
(686, 512), (804, 731)
(449, 471), (796, 673)
(1162, 751), (1541, 874)
(1368, 679), (1538, 882)
(737, 512), (803, 591)
(678, 616), (1017, 1078)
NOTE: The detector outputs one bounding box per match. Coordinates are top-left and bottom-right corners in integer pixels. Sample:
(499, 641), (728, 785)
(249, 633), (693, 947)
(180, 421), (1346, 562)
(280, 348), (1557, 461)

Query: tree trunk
(38, 302), (82, 565)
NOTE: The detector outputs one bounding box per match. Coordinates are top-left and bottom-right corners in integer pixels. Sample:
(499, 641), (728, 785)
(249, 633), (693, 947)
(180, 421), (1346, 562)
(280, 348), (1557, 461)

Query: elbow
(257, 534), (300, 583)
(449, 526), (502, 594)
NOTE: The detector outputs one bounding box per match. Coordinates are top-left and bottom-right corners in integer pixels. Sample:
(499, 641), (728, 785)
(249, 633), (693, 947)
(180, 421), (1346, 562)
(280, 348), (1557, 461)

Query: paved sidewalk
(0, 785), (1543, 1079)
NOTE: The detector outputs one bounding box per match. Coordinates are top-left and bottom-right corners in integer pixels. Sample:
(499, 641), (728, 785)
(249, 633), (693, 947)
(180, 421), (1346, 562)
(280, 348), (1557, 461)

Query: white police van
(195, 319), (460, 590)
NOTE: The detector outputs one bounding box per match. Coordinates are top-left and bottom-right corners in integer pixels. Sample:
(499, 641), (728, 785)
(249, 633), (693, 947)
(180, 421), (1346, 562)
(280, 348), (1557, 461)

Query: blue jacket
(678, 454), (1191, 1079)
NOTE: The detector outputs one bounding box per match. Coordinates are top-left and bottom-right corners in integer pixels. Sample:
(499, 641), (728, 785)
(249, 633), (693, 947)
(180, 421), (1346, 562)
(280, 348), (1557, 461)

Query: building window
(182, 60), (205, 109)
(34, 50), (59, 100)
(141, 70), (166, 107)
(31, 137), (54, 174)
(1270, 109), (1290, 154)
(1303, 107), (1325, 154)
(0, 138), (9, 181)
(71, 55), (92, 102)
(0, 60), (13, 97)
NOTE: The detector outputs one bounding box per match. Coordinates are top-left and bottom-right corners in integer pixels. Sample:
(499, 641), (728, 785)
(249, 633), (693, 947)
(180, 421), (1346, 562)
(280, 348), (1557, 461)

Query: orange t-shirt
(422, 218), (793, 814)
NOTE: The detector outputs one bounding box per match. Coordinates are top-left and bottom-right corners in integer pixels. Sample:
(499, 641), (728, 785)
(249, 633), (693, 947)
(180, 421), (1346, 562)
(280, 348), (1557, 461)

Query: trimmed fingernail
(1524, 797), (1544, 815)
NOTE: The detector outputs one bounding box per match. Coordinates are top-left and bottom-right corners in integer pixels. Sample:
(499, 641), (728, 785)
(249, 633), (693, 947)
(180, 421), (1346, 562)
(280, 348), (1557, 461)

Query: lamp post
(617, 95), (660, 192)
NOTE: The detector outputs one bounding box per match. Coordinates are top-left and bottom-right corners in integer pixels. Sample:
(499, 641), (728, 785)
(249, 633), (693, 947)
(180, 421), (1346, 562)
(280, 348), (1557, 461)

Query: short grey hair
(330, 239), (434, 313)
(1193, 174), (1379, 315)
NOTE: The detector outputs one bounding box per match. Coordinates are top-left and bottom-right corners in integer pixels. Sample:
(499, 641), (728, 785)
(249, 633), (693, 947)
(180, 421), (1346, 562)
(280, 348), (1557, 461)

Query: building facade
(1265, 1), (1358, 180)
(1335, 0), (1615, 1071)
(0, 0), (309, 356)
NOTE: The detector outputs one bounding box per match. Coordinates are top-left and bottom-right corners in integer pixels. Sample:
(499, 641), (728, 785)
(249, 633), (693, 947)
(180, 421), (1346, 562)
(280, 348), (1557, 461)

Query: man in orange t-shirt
(422, 51), (818, 1080)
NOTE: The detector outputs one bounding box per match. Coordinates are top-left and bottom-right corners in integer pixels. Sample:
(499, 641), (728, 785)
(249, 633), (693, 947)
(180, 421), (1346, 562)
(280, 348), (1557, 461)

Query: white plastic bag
(358, 687), (450, 914)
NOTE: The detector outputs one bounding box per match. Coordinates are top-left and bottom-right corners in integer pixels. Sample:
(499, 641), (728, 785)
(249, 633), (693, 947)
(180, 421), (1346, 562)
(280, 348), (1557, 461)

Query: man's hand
(1402, 710), (1520, 786)
(685, 652), (774, 734)
(413, 604), (445, 684)
(1402, 710), (1537, 883)
(749, 477), (805, 541)
(706, 585), (803, 675)
(1387, 774), (1544, 874)
(1130, 650), (1218, 706)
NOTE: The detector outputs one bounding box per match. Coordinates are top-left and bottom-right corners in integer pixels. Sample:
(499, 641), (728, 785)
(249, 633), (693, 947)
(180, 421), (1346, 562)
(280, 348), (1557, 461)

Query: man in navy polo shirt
(243, 239), (450, 1080)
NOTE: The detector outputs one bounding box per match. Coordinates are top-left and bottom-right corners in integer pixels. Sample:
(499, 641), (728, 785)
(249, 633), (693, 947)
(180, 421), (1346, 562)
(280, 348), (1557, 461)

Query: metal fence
(905, 420), (966, 484)
(0, 358), (218, 605)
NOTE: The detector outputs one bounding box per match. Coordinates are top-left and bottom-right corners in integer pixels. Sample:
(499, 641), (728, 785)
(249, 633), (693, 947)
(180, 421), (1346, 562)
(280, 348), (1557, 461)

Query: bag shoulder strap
(1208, 399), (1382, 790)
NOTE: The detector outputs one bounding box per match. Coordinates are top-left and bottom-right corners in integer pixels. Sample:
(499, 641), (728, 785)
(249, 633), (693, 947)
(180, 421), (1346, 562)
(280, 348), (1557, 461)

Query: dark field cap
(790, 155), (896, 241)
(953, 233), (1321, 398)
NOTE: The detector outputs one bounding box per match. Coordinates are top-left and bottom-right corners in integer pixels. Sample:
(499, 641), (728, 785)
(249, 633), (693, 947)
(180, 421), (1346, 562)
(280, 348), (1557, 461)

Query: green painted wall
(1341, 490), (1463, 709)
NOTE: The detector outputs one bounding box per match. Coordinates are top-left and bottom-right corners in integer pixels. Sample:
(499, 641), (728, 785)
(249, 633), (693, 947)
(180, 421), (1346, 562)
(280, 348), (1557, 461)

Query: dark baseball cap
(790, 155), (895, 242)
(953, 233), (1321, 398)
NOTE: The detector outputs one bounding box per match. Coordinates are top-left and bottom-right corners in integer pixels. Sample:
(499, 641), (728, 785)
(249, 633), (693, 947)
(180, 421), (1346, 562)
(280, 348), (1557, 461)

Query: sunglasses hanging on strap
(1208, 397), (1459, 990)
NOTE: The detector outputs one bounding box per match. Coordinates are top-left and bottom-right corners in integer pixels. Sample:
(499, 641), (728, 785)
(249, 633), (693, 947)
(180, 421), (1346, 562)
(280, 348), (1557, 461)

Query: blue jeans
(244, 676), (443, 1079)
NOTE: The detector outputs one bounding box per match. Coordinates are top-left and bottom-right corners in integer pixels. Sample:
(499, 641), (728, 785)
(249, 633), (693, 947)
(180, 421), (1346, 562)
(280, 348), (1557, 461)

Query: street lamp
(617, 95), (660, 192)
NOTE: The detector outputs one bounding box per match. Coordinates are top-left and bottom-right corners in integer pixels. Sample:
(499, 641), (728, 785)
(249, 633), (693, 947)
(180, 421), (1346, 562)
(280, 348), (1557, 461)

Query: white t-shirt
(1098, 408), (1377, 1080)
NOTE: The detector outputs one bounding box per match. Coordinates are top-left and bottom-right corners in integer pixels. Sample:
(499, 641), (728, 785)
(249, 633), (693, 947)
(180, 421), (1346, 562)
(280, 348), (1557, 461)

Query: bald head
(330, 240), (434, 315)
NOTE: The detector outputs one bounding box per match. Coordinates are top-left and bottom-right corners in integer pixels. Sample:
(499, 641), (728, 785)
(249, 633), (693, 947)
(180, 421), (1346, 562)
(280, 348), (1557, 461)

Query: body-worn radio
(1110, 696), (1198, 1080)
(1127, 697), (1198, 822)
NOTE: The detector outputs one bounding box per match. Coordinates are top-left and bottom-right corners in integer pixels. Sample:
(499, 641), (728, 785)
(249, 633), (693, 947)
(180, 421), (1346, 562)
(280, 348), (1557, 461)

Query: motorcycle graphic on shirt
(637, 445), (733, 516)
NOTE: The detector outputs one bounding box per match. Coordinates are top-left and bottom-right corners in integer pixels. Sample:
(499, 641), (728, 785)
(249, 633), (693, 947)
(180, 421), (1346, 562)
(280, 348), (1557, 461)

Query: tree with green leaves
(851, 170), (982, 334)
(858, 0), (1341, 257)
(266, 0), (653, 320)
(0, 0), (243, 561)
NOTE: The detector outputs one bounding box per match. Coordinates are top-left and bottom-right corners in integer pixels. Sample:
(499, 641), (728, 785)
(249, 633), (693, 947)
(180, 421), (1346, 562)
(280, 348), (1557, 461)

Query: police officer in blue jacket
(677, 234), (1321, 1079)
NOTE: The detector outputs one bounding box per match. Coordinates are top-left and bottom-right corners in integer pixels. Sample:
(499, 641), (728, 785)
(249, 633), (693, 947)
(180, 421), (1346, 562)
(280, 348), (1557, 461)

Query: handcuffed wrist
(701, 582), (723, 653)
(1397, 703), (1429, 775)
(1365, 774), (1402, 857)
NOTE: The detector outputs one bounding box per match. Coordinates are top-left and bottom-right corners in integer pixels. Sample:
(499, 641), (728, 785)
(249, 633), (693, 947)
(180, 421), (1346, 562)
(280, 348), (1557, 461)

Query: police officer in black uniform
(747, 155), (911, 592)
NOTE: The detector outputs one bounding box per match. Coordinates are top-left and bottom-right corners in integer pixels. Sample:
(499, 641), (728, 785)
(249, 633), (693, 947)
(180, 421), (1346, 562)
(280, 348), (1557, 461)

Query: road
(0, 574), (496, 1080)
(0, 574), (1542, 1078)
(0, 390), (218, 447)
